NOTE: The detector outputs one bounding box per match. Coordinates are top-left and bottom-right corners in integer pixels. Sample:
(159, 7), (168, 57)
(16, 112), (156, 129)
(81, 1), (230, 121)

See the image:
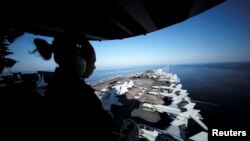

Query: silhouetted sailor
(33, 33), (117, 140)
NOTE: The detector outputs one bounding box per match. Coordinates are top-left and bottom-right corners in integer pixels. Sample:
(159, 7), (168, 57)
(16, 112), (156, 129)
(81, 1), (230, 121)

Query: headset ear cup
(72, 55), (86, 77)
(82, 58), (86, 74)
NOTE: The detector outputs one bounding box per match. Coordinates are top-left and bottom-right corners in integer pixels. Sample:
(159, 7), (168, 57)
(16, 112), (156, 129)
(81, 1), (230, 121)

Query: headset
(63, 34), (94, 78)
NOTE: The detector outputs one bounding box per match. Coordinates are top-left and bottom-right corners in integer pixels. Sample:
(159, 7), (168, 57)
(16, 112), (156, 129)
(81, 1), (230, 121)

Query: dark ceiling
(1, 0), (225, 40)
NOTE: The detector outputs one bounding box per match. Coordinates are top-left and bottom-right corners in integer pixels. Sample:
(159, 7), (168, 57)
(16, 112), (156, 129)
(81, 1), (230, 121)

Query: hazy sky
(6, 0), (250, 72)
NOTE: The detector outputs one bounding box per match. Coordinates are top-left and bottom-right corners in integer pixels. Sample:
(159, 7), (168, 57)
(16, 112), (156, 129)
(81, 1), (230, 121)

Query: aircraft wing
(163, 125), (186, 141)
(190, 114), (208, 130)
(189, 131), (208, 141)
(1, 0), (225, 40)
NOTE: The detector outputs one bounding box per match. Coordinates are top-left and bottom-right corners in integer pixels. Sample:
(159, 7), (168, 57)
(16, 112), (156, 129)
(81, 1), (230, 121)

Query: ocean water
(167, 62), (250, 132)
(88, 62), (250, 132)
